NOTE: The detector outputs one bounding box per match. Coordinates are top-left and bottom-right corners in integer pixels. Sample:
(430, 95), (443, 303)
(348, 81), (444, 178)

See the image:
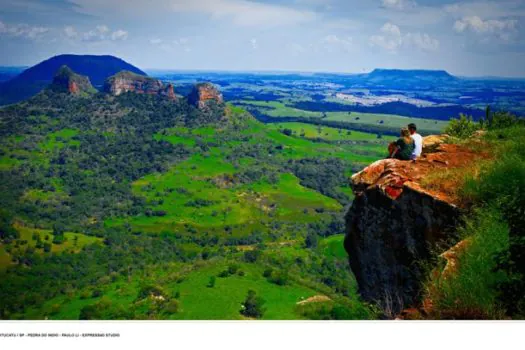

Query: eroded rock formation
(104, 71), (177, 100)
(344, 135), (486, 316)
(49, 65), (96, 95)
(188, 82), (223, 110)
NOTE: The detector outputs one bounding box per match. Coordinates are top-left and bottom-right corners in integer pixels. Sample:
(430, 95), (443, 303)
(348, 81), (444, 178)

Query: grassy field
(0, 223), (102, 269)
(235, 100), (447, 134)
(319, 234), (347, 260)
(268, 122), (396, 142)
(20, 258), (339, 320)
(106, 119), (386, 235)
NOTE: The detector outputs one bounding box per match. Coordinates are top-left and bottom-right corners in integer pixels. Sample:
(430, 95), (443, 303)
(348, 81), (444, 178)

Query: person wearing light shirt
(408, 123), (422, 160)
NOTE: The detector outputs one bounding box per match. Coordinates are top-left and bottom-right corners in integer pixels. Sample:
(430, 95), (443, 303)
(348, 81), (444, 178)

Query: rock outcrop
(188, 82), (223, 109)
(344, 135), (487, 316)
(104, 71), (177, 100)
(49, 65), (96, 95)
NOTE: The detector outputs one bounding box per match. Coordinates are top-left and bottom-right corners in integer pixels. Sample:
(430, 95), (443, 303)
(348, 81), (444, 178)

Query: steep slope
(344, 135), (489, 316)
(104, 70), (177, 100)
(188, 82), (224, 110)
(47, 65), (96, 95)
(0, 54), (146, 105)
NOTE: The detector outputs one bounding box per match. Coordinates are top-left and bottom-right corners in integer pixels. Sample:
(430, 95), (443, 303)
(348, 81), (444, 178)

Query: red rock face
(104, 73), (177, 101)
(188, 83), (223, 109)
(160, 84), (177, 100)
(68, 81), (79, 94)
(344, 135), (489, 316)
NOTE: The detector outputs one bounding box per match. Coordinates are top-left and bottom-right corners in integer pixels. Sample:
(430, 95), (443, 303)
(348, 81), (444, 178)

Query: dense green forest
(0, 88), (388, 320)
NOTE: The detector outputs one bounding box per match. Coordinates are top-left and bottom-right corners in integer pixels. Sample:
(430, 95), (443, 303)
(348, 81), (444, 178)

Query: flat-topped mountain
(0, 54), (146, 105)
(368, 69), (455, 79)
(363, 69), (457, 84)
(104, 71), (177, 100)
(47, 65), (96, 95)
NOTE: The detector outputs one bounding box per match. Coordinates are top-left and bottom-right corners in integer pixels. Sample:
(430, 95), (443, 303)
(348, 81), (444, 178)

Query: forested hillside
(0, 83), (388, 320)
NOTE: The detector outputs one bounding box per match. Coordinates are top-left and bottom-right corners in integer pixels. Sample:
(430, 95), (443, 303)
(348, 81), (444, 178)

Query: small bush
(164, 299), (179, 314)
(243, 249), (261, 263)
(207, 276), (216, 288)
(445, 114), (479, 139)
(240, 290), (265, 319)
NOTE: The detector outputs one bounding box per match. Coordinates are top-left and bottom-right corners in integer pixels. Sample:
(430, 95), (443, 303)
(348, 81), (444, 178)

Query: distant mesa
(0, 54), (146, 105)
(48, 65), (96, 95)
(366, 69), (456, 81)
(104, 70), (177, 100)
(188, 82), (224, 109)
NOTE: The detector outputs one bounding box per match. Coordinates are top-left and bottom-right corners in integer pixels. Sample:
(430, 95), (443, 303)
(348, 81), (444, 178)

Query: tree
(305, 232), (318, 248)
(244, 249), (261, 263)
(207, 276), (216, 288)
(240, 290), (265, 319)
(281, 128), (293, 136)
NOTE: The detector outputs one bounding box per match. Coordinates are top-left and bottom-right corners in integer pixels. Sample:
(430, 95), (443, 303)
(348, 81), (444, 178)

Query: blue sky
(1, 0), (524, 76)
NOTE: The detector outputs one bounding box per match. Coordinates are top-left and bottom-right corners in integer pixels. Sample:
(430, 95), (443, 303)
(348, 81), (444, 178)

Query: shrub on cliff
(427, 123), (525, 319)
(462, 129), (525, 318)
(444, 114), (479, 139)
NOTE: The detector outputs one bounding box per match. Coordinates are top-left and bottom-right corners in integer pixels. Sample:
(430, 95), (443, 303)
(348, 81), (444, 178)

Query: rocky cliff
(48, 65), (96, 95)
(344, 135), (486, 316)
(188, 82), (223, 110)
(104, 71), (177, 100)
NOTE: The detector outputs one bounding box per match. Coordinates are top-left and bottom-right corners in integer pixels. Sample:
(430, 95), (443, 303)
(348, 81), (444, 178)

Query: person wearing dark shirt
(389, 127), (415, 160)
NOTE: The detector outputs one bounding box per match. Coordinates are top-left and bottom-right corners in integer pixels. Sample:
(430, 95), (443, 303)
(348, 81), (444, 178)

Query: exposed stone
(104, 71), (177, 100)
(49, 65), (96, 95)
(344, 135), (488, 316)
(439, 238), (472, 279)
(188, 82), (223, 109)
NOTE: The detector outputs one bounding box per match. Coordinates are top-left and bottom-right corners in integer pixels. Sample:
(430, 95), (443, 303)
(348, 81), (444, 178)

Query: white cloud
(150, 36), (192, 52)
(0, 20), (49, 40)
(381, 0), (417, 11)
(149, 38), (163, 45)
(63, 25), (128, 42)
(111, 29), (128, 41)
(369, 34), (403, 52)
(288, 42), (307, 55)
(454, 16), (518, 34)
(250, 38), (258, 50)
(321, 34), (353, 52)
(380, 22), (401, 37)
(170, 0), (316, 27)
(64, 25), (77, 38)
(444, 1), (525, 19)
(369, 22), (438, 52)
(404, 32), (439, 51)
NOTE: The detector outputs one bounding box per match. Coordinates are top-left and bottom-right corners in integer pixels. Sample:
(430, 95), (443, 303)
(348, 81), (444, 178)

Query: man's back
(411, 133), (423, 158)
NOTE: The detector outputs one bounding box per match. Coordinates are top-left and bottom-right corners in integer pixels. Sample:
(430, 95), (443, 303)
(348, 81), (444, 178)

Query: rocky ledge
(49, 65), (96, 95)
(344, 135), (487, 316)
(104, 71), (177, 100)
(188, 82), (223, 110)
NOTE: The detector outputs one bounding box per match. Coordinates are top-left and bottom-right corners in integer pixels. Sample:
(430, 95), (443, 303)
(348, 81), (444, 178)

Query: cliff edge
(344, 135), (488, 316)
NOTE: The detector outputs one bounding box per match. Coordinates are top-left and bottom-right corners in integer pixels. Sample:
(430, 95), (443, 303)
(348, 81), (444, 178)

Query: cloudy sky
(1, 0), (524, 76)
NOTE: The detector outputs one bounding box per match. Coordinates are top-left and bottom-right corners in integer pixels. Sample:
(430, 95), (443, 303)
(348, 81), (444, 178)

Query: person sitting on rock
(388, 127), (415, 160)
(408, 123), (422, 160)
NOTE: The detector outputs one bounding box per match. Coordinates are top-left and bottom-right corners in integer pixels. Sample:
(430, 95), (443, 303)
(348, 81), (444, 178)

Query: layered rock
(188, 82), (223, 109)
(104, 71), (177, 100)
(49, 65), (96, 95)
(344, 135), (487, 316)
